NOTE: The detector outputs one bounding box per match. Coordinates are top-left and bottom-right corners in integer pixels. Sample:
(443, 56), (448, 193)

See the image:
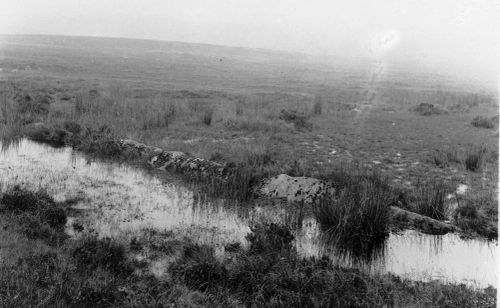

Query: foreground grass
(314, 168), (393, 256)
(0, 187), (496, 307)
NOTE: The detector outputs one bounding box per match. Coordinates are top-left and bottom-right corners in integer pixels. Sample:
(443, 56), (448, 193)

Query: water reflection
(0, 139), (497, 288)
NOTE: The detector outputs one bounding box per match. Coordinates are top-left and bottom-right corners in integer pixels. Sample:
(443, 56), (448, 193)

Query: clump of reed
(411, 181), (449, 220)
(471, 116), (495, 129)
(464, 145), (489, 172)
(314, 180), (392, 248)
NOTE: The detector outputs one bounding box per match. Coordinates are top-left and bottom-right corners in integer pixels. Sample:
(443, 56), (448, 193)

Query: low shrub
(72, 237), (133, 276)
(464, 145), (488, 172)
(454, 193), (498, 239)
(76, 125), (123, 157)
(431, 148), (463, 168)
(246, 223), (294, 255)
(15, 92), (52, 116)
(312, 95), (323, 115)
(0, 185), (54, 213)
(0, 186), (68, 244)
(412, 103), (446, 116)
(471, 116), (495, 129)
(20, 213), (67, 245)
(202, 108), (214, 126)
(279, 109), (312, 130)
(170, 244), (228, 291)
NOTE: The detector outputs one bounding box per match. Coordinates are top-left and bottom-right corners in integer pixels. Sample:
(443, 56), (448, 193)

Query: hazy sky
(1, 0), (499, 79)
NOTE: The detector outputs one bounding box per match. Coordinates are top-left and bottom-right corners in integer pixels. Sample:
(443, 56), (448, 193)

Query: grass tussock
(411, 182), (449, 221)
(431, 147), (463, 168)
(315, 165), (394, 255)
(314, 180), (392, 254)
(431, 144), (493, 172)
(464, 145), (489, 172)
(471, 116), (495, 129)
(312, 94), (323, 115)
(454, 192), (498, 239)
(0, 186), (68, 245)
(72, 237), (134, 276)
(412, 103), (447, 116)
(279, 109), (312, 130)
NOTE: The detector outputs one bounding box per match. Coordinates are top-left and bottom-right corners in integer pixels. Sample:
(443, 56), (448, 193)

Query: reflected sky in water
(0, 139), (496, 288)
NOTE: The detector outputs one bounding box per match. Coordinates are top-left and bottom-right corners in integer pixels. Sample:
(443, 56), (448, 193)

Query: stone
(390, 206), (456, 235)
(255, 174), (334, 204)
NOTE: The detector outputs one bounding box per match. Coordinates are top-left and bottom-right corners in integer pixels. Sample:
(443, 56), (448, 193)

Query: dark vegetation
(431, 144), (492, 172)
(314, 178), (392, 255)
(454, 193), (498, 239)
(0, 185), (68, 245)
(464, 145), (489, 172)
(411, 182), (449, 221)
(412, 103), (447, 116)
(279, 109), (312, 130)
(471, 116), (496, 129)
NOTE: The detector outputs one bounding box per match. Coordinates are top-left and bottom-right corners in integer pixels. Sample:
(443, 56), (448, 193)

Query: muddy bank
(20, 123), (466, 236)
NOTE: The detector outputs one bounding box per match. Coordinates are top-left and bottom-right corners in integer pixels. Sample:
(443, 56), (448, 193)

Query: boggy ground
(0, 35), (497, 238)
(0, 187), (496, 307)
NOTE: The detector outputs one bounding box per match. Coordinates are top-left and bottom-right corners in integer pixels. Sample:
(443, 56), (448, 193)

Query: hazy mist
(1, 0), (499, 83)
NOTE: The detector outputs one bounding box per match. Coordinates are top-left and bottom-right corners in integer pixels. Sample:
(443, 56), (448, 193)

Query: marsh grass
(471, 116), (495, 129)
(454, 192), (498, 239)
(412, 103), (447, 116)
(411, 182), (449, 220)
(71, 237), (134, 276)
(279, 109), (312, 130)
(432, 147), (463, 167)
(464, 145), (489, 172)
(312, 94), (323, 115)
(314, 181), (392, 252)
(0, 186), (68, 245)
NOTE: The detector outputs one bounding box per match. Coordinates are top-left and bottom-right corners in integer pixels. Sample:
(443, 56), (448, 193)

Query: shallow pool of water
(0, 139), (497, 288)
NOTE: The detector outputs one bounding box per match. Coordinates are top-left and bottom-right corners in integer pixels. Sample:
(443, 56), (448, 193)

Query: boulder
(390, 206), (456, 235)
(255, 174), (334, 204)
(118, 139), (163, 158)
(149, 151), (233, 180)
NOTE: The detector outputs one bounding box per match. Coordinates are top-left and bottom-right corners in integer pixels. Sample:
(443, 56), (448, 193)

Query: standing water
(0, 139), (497, 288)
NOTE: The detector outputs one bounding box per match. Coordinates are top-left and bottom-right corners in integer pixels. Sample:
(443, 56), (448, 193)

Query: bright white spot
(456, 184), (468, 195)
(371, 30), (400, 54)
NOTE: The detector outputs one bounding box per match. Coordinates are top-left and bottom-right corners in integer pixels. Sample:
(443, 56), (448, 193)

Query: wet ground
(0, 139), (497, 288)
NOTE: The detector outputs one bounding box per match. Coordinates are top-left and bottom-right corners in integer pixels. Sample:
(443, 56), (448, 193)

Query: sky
(1, 0), (500, 81)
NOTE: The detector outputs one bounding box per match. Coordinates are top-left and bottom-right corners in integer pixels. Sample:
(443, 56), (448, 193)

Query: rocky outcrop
(149, 150), (235, 180)
(390, 206), (456, 235)
(255, 174), (335, 203)
(117, 139), (163, 159)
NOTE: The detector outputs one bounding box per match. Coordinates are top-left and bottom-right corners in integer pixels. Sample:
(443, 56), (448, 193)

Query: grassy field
(0, 34), (498, 306)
